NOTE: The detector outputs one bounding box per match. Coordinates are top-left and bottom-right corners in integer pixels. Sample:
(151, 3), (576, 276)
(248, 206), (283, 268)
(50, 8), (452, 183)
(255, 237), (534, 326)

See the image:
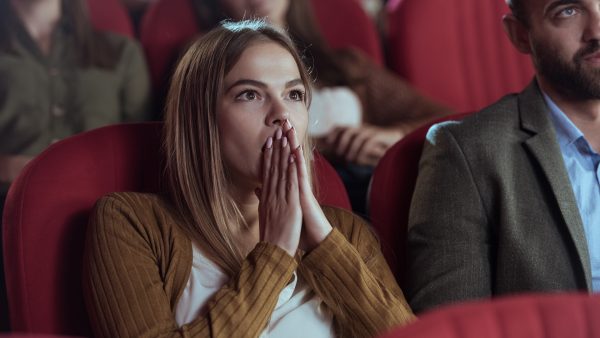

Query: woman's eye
(289, 89), (305, 101)
(236, 90), (259, 101)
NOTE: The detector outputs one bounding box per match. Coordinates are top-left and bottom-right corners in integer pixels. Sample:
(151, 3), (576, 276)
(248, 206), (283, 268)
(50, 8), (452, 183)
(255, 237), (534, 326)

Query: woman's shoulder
(91, 192), (184, 237)
(95, 191), (168, 211)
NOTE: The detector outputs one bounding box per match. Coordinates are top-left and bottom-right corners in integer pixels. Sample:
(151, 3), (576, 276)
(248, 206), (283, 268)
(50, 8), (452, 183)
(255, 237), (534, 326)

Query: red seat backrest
(386, 0), (534, 113)
(3, 122), (349, 335)
(369, 113), (469, 287)
(378, 292), (600, 338)
(310, 0), (383, 65)
(86, 0), (134, 37)
(140, 0), (383, 92)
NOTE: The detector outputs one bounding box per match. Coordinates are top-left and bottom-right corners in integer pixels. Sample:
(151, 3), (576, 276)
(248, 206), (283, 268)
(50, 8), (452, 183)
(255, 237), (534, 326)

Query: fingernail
(266, 137), (273, 149)
(289, 154), (295, 163)
(275, 128), (282, 139)
(282, 136), (288, 147)
(285, 119), (292, 130)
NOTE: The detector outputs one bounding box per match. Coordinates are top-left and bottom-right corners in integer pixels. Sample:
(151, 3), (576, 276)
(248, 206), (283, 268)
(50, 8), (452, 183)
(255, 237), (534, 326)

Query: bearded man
(406, 0), (600, 313)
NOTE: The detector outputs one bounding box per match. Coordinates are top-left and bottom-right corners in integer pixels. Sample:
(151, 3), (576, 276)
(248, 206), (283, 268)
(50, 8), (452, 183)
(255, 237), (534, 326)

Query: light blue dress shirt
(543, 92), (600, 292)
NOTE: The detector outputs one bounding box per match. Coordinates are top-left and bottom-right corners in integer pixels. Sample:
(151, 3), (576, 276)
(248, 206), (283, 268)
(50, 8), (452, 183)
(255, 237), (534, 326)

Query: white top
(175, 243), (335, 338)
(308, 86), (362, 137)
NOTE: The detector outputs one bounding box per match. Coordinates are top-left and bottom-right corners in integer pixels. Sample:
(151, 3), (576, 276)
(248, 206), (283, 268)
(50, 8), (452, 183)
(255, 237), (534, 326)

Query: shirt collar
(541, 90), (585, 148)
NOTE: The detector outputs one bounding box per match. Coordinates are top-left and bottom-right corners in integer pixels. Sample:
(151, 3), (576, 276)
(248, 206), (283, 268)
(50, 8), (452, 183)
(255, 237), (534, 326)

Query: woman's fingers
(261, 136), (273, 188)
(287, 150), (299, 204)
(278, 135), (291, 198)
(258, 127), (303, 257)
(283, 119), (300, 151)
(269, 128), (283, 198)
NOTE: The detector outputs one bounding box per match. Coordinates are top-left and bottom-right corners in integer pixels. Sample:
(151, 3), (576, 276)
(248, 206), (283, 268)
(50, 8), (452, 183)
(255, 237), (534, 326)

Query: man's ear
(502, 14), (532, 54)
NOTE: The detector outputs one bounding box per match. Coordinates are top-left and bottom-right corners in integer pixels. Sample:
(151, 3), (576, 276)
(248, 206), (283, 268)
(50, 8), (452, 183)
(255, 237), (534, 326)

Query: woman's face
(219, 0), (290, 27)
(217, 41), (308, 190)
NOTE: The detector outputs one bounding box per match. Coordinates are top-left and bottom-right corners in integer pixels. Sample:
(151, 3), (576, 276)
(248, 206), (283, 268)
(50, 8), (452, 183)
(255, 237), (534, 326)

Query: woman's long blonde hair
(163, 20), (314, 277)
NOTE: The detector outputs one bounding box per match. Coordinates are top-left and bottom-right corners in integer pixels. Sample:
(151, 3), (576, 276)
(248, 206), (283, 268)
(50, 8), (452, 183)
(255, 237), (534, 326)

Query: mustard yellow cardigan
(82, 192), (414, 338)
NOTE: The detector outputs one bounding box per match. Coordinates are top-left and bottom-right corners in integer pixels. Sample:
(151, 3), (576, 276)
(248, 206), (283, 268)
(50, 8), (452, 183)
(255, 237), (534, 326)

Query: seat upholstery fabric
(369, 113), (469, 287)
(378, 292), (600, 338)
(386, 0), (534, 113)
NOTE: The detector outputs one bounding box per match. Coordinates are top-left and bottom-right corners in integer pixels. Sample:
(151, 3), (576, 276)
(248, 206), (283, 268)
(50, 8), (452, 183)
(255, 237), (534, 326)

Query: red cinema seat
(386, 0), (534, 113)
(369, 113), (469, 287)
(86, 0), (134, 37)
(378, 292), (600, 338)
(140, 0), (383, 92)
(2, 122), (349, 336)
(310, 0), (383, 65)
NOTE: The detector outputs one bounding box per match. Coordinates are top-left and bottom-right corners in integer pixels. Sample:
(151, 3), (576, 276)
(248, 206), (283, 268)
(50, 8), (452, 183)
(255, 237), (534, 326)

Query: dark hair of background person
(191, 0), (357, 87)
(0, 0), (121, 69)
(506, 0), (528, 25)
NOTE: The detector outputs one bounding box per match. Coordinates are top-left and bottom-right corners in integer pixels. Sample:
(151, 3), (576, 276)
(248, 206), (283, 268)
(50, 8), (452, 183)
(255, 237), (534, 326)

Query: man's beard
(532, 39), (600, 100)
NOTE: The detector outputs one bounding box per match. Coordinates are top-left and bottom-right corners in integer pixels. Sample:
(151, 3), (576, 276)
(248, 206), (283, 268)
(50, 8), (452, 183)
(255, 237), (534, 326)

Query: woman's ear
(502, 14), (533, 54)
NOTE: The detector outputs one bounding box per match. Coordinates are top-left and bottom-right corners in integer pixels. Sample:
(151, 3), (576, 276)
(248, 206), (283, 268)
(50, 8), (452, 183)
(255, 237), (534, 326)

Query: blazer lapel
(518, 81), (592, 290)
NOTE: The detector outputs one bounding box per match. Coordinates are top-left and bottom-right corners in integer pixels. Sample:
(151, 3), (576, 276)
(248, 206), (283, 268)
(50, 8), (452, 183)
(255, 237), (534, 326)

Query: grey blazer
(407, 81), (592, 313)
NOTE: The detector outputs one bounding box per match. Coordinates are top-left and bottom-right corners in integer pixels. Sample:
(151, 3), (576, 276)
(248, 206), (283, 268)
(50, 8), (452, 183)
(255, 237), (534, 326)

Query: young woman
(192, 0), (451, 167)
(82, 20), (414, 337)
(186, 0), (452, 213)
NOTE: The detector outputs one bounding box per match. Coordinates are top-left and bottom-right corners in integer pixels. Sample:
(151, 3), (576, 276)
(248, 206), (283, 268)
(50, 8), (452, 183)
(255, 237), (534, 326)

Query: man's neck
(538, 77), (600, 153)
(11, 0), (62, 55)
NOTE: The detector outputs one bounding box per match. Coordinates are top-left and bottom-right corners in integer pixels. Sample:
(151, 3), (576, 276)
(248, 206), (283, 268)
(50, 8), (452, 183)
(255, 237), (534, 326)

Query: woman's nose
(266, 98), (289, 126)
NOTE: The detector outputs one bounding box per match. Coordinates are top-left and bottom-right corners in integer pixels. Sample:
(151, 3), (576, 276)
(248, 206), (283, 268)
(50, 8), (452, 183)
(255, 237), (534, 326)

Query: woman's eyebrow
(225, 79), (267, 92)
(225, 78), (304, 92)
(285, 79), (303, 88)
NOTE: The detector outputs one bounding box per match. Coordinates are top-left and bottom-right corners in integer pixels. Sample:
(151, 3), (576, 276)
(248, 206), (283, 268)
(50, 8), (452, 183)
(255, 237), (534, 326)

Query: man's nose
(583, 8), (600, 42)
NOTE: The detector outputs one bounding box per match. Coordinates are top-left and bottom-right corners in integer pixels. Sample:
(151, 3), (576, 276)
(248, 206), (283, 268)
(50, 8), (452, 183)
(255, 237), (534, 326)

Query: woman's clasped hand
(258, 120), (332, 257)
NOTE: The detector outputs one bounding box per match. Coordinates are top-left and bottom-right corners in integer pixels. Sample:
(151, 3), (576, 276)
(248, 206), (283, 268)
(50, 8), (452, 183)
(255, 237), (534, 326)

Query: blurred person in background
(0, 0), (151, 202)
(0, 0), (151, 329)
(120, 0), (157, 35)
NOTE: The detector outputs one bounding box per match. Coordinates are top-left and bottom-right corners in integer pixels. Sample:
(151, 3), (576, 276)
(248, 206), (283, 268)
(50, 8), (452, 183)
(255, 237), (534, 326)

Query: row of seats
(4, 119), (599, 338)
(2, 0), (541, 334)
(85, 0), (535, 114)
(386, 0), (534, 113)
(381, 292), (600, 338)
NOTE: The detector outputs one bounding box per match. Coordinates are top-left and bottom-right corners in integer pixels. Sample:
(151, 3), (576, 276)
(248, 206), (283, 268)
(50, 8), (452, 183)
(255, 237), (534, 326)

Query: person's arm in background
(322, 49), (453, 166)
(407, 122), (492, 313)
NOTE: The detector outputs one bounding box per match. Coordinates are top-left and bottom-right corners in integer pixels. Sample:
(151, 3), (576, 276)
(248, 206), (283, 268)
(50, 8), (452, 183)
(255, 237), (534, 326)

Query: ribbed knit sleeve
(298, 207), (415, 338)
(82, 193), (297, 338)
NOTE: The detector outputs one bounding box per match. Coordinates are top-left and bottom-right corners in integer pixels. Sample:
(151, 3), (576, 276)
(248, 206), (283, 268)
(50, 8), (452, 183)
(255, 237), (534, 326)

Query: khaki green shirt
(0, 21), (152, 157)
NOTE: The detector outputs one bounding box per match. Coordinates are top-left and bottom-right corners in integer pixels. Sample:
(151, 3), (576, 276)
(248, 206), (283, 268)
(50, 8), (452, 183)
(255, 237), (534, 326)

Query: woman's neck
(229, 186), (261, 254)
(11, 0), (62, 55)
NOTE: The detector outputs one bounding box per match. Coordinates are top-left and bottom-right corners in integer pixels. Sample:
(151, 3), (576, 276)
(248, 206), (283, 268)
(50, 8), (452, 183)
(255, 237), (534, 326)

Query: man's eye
(289, 90), (305, 101)
(557, 7), (578, 18)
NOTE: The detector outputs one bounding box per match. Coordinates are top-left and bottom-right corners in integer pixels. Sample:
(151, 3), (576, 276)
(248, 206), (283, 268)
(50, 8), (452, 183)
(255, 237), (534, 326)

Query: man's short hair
(506, 0), (528, 24)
